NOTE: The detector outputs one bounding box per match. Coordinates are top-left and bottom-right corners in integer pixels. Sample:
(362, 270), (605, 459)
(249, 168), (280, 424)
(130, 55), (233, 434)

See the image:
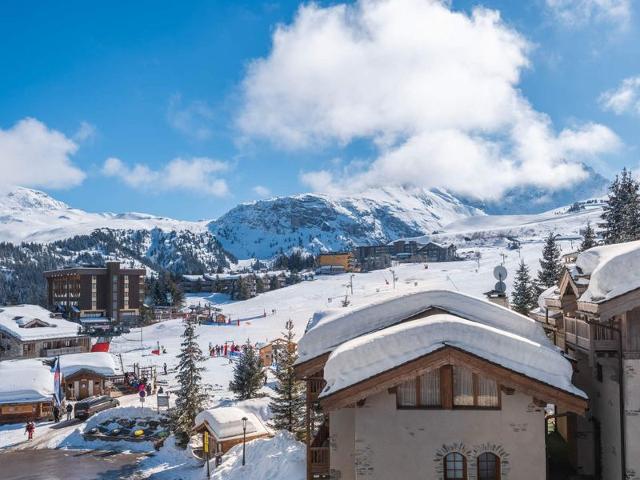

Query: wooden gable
(319, 345), (587, 415)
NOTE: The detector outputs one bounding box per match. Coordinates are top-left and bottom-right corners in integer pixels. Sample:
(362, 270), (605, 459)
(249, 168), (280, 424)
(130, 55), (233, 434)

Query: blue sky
(1, 0), (638, 219)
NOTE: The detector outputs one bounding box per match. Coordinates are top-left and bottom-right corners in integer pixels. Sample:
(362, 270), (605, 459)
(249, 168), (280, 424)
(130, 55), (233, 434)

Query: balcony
(310, 447), (330, 476)
(307, 377), (326, 402)
(564, 316), (617, 352)
(43, 346), (85, 356)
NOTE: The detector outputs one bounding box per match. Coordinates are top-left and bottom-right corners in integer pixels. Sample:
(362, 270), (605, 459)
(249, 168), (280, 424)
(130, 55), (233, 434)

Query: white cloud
(238, 0), (620, 200)
(545, 0), (631, 27)
(252, 185), (272, 197)
(167, 94), (215, 140)
(600, 76), (640, 115)
(102, 156), (230, 197)
(0, 118), (85, 189)
(73, 121), (97, 143)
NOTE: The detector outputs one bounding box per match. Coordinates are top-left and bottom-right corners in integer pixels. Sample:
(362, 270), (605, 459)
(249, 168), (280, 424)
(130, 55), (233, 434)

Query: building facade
(295, 290), (586, 480)
(540, 241), (640, 479)
(45, 262), (145, 324)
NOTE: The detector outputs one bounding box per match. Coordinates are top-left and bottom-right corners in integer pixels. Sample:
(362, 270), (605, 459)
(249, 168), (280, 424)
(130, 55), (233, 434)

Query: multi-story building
(44, 262), (145, 324)
(295, 289), (586, 480)
(541, 240), (640, 479)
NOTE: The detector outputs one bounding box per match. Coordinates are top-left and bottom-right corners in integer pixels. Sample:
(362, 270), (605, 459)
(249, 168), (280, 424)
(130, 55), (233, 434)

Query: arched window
(477, 452), (500, 480)
(444, 452), (466, 480)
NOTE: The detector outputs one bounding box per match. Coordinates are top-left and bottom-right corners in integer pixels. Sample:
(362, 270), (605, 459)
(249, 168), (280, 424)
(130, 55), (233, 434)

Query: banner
(51, 356), (63, 406)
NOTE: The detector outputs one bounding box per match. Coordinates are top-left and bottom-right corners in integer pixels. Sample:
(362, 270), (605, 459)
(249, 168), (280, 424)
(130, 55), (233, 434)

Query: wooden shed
(194, 407), (270, 456)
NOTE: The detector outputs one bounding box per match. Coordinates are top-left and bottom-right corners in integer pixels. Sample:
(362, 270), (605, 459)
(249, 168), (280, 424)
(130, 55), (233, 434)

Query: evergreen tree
(172, 319), (208, 446)
(229, 340), (264, 400)
(537, 232), (562, 289)
(270, 320), (305, 438)
(511, 261), (537, 315)
(578, 221), (597, 252)
(601, 168), (640, 244)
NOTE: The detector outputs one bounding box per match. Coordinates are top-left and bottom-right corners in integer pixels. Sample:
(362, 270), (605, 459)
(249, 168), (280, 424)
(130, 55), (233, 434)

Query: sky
(1, 0), (639, 220)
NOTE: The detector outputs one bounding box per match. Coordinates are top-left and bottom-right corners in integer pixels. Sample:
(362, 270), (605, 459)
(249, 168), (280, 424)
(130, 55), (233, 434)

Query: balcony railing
(310, 447), (330, 475)
(564, 316), (617, 352)
(307, 378), (326, 402)
(43, 346), (85, 356)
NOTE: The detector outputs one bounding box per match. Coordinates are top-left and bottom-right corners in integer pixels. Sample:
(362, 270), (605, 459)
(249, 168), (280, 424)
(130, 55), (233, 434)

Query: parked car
(74, 395), (120, 419)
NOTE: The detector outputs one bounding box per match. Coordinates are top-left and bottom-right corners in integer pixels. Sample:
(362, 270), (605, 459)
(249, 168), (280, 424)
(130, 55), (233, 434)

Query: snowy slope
(0, 185), (208, 244)
(209, 187), (484, 259)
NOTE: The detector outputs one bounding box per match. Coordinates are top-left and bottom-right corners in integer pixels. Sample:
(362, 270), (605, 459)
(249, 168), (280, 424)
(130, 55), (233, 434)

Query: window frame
(476, 451), (501, 480)
(395, 365), (501, 410)
(443, 452), (467, 480)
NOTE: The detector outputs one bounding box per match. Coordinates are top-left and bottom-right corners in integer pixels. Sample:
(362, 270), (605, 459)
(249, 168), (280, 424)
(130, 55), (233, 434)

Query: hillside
(209, 187), (483, 259)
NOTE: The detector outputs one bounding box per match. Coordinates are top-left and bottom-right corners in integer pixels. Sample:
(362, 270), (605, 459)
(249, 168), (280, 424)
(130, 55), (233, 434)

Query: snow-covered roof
(297, 289), (551, 365)
(538, 285), (560, 310)
(576, 240), (640, 303)
(0, 359), (53, 405)
(195, 407), (268, 440)
(0, 305), (80, 341)
(320, 313), (585, 400)
(59, 352), (120, 377)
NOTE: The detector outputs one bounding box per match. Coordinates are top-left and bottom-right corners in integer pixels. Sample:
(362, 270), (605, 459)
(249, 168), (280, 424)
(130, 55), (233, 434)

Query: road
(0, 449), (148, 480)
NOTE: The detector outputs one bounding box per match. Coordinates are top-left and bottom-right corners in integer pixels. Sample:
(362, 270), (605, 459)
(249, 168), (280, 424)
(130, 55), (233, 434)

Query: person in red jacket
(25, 421), (35, 440)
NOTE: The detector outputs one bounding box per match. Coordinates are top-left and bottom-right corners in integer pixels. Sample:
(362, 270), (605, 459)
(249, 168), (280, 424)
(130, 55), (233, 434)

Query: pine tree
(537, 232), (562, 289)
(601, 168), (640, 244)
(229, 340), (264, 400)
(578, 221), (597, 252)
(511, 261), (537, 315)
(172, 319), (208, 446)
(269, 320), (305, 439)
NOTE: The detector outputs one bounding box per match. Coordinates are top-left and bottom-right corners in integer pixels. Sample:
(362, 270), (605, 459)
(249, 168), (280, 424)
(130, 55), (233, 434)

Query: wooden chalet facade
(540, 242), (640, 479)
(295, 290), (587, 480)
(259, 338), (297, 367)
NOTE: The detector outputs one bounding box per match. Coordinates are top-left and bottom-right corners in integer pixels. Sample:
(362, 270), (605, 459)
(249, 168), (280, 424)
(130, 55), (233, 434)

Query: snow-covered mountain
(209, 187), (484, 259)
(0, 185), (208, 244)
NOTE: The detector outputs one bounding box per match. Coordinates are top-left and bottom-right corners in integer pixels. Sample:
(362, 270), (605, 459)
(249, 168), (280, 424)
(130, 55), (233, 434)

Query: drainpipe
(585, 318), (625, 480)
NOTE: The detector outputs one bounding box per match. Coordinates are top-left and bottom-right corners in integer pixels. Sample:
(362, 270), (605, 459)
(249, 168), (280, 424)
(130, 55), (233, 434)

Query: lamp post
(241, 416), (248, 466)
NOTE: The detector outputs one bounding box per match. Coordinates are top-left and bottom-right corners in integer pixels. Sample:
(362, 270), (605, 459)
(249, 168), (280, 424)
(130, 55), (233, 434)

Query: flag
(51, 356), (63, 406)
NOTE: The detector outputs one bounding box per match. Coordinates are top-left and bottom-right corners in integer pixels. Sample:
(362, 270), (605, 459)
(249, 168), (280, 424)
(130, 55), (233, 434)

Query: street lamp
(241, 416), (248, 466)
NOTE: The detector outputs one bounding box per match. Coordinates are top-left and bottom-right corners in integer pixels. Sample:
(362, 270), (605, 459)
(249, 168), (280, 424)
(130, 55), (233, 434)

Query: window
(477, 452), (500, 480)
(453, 366), (499, 408)
(453, 366), (474, 406)
(397, 378), (417, 407)
(444, 452), (466, 480)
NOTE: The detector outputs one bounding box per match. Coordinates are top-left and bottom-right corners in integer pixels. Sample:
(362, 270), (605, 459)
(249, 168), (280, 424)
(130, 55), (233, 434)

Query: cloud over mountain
(238, 0), (620, 201)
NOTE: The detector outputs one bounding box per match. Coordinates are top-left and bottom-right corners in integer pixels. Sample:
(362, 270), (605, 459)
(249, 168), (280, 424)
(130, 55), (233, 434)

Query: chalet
(60, 352), (121, 400)
(317, 252), (356, 272)
(353, 245), (392, 272)
(194, 407), (270, 456)
(0, 305), (90, 360)
(180, 274), (215, 293)
(541, 240), (640, 479)
(418, 241), (457, 262)
(295, 289), (587, 480)
(0, 359), (53, 423)
(259, 338), (296, 367)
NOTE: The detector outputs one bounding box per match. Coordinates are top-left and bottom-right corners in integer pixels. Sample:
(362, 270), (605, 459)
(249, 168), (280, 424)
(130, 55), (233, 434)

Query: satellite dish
(494, 281), (507, 294)
(493, 265), (508, 281)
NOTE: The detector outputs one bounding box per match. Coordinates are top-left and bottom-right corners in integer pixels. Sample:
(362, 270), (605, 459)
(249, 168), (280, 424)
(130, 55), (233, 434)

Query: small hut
(194, 407), (270, 455)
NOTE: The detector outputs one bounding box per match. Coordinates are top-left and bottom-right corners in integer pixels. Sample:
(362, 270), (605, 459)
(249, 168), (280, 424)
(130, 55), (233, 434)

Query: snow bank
(211, 431), (305, 480)
(0, 305), (80, 341)
(321, 314), (585, 399)
(59, 352), (120, 377)
(576, 240), (640, 303)
(135, 436), (204, 479)
(0, 359), (53, 404)
(194, 407), (268, 440)
(297, 289), (552, 364)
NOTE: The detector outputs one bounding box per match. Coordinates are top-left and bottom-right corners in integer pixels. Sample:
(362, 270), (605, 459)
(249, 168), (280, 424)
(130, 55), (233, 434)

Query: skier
(53, 405), (60, 423)
(25, 421), (35, 440)
(146, 383), (152, 396)
(163, 362), (168, 375)
(66, 403), (73, 421)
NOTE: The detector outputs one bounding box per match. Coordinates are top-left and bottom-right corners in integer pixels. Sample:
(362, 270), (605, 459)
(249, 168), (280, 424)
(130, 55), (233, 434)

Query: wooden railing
(564, 316), (617, 351)
(310, 447), (330, 474)
(307, 378), (326, 402)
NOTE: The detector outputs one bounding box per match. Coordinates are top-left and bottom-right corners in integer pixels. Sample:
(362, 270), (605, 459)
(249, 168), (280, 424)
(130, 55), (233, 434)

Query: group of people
(52, 402), (73, 423)
(208, 342), (241, 357)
